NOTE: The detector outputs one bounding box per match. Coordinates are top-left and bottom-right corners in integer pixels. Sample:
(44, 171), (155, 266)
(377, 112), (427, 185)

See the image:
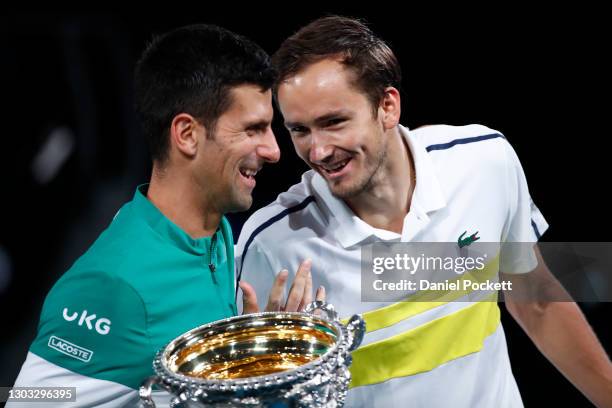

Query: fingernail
(280, 269), (289, 277)
(304, 258), (312, 267)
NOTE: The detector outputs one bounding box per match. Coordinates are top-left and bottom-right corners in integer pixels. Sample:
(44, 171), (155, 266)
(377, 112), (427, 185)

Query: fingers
(297, 264), (313, 311)
(315, 285), (326, 302)
(239, 280), (259, 314)
(311, 285), (326, 316)
(263, 259), (321, 313)
(265, 269), (289, 312)
(284, 259), (312, 312)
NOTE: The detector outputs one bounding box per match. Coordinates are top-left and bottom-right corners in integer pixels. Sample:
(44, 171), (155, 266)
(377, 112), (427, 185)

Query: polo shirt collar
(311, 125), (447, 248)
(131, 184), (217, 255)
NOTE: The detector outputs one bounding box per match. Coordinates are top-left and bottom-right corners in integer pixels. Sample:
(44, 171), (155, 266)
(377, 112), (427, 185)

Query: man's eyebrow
(314, 110), (350, 125)
(285, 110), (351, 129)
(244, 119), (271, 130)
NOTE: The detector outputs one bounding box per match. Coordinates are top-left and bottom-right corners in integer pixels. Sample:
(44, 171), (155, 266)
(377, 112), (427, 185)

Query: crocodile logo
(458, 231), (480, 248)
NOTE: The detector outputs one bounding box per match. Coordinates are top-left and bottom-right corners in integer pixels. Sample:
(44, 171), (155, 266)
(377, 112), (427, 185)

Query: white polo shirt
(236, 124), (548, 408)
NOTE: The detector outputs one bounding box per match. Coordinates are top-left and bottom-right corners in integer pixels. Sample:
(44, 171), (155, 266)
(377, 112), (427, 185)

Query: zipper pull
(209, 263), (217, 283)
(209, 233), (218, 284)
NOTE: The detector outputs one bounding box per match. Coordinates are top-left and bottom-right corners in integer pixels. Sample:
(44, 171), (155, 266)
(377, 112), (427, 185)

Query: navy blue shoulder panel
(425, 133), (505, 152)
(531, 219), (542, 240)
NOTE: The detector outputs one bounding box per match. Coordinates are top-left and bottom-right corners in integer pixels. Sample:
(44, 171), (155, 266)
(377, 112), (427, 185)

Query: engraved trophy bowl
(140, 301), (366, 407)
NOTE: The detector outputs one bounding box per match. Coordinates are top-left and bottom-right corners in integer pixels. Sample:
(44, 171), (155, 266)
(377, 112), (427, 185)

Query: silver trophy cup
(140, 301), (365, 407)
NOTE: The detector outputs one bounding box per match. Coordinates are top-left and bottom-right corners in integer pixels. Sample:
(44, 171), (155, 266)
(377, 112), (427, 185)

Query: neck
(147, 164), (221, 238)
(345, 127), (416, 234)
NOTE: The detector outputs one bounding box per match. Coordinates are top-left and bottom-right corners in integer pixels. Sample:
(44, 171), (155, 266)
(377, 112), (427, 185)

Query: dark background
(0, 10), (608, 407)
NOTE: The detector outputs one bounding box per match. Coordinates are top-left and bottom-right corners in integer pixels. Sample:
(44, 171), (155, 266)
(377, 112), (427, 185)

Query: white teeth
(240, 169), (258, 177)
(323, 159), (349, 172)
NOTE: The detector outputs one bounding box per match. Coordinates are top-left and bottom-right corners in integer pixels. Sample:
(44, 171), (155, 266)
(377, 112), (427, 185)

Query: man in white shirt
(236, 15), (612, 407)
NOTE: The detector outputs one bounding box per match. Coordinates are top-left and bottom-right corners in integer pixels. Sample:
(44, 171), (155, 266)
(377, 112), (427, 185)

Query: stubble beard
(329, 142), (388, 199)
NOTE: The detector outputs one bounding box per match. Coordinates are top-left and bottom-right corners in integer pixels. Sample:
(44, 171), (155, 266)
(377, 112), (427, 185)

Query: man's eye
(326, 118), (345, 127)
(290, 126), (308, 134)
(246, 126), (265, 136)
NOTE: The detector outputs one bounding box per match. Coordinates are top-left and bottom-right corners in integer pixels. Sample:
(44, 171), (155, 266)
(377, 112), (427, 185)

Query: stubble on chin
(329, 147), (387, 199)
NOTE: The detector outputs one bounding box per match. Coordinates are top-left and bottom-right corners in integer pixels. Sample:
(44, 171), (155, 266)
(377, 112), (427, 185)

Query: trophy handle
(303, 300), (338, 321)
(140, 376), (200, 408)
(345, 314), (366, 351)
(139, 375), (179, 407)
(139, 376), (160, 407)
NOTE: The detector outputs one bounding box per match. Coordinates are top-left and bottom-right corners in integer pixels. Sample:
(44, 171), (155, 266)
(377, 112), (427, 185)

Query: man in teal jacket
(9, 24), (319, 407)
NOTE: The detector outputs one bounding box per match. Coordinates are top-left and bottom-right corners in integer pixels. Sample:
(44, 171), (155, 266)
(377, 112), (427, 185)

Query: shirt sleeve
(25, 269), (155, 396)
(8, 352), (140, 407)
(8, 352), (172, 408)
(500, 139), (549, 274)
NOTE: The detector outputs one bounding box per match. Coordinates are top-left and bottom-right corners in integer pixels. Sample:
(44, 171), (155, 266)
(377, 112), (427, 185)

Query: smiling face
(277, 58), (389, 198)
(195, 84), (280, 213)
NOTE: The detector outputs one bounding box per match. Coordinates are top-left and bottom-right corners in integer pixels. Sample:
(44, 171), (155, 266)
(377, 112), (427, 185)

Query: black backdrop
(0, 10), (608, 407)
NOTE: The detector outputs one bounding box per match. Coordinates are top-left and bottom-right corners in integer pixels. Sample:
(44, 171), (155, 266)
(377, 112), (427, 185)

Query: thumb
(239, 280), (260, 314)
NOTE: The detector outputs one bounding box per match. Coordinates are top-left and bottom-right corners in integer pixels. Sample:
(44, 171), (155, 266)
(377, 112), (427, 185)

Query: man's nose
(309, 132), (333, 164)
(257, 127), (281, 163)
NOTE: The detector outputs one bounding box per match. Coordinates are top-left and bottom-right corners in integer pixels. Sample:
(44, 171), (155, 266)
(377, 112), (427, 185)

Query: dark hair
(272, 16), (401, 116)
(134, 24), (275, 165)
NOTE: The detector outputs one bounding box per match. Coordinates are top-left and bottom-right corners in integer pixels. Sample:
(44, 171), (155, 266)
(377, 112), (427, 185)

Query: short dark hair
(272, 16), (401, 116)
(134, 24), (275, 165)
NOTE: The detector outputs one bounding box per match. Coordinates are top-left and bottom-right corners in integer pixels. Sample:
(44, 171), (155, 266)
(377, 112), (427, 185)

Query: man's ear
(379, 87), (401, 130)
(169, 113), (201, 158)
